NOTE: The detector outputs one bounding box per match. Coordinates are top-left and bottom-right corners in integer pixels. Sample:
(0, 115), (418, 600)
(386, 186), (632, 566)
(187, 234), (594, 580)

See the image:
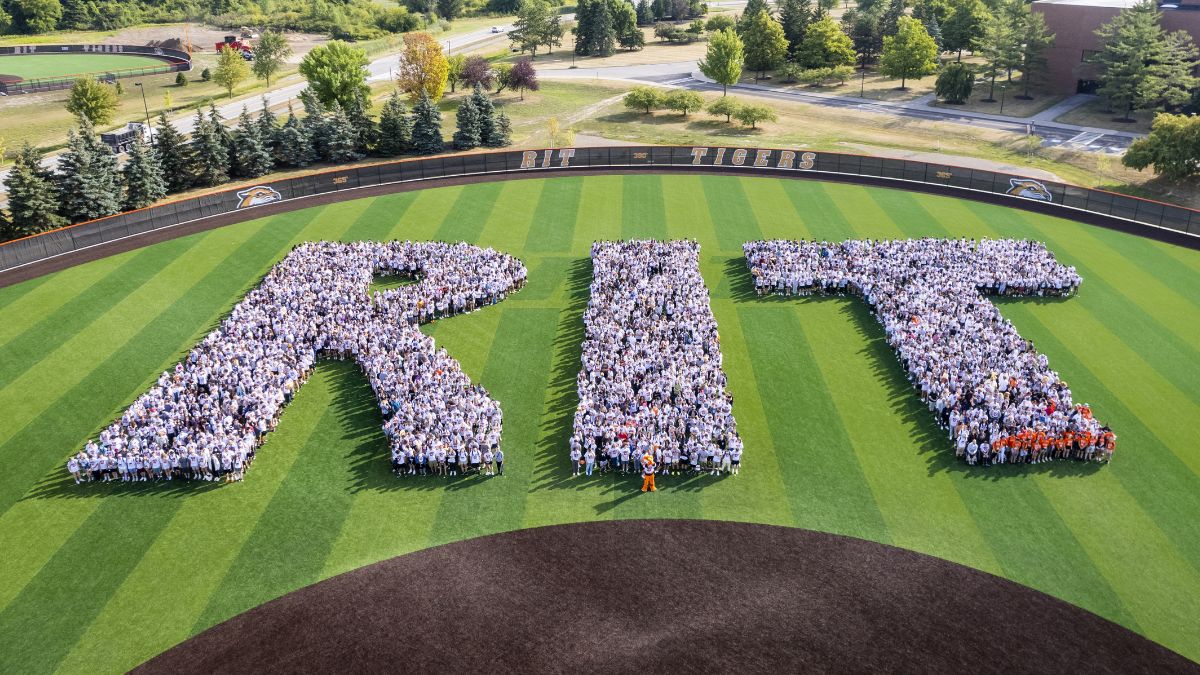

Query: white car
(491, 26), (503, 33)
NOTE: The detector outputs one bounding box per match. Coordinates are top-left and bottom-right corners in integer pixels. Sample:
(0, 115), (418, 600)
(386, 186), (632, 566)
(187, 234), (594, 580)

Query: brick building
(1032, 0), (1200, 94)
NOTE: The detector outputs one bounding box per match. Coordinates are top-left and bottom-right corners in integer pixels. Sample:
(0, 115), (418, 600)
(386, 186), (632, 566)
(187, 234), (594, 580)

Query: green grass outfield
(0, 53), (170, 81)
(0, 174), (1198, 672)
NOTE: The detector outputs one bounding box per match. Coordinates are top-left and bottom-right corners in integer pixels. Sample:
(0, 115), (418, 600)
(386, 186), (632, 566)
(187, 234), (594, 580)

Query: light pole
(134, 82), (151, 130)
(860, 59), (867, 98)
(999, 83), (1007, 114)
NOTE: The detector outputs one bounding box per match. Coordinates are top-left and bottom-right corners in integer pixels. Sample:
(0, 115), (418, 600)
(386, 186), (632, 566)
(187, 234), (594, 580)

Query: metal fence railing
(1, 145), (1196, 274)
(0, 44), (191, 95)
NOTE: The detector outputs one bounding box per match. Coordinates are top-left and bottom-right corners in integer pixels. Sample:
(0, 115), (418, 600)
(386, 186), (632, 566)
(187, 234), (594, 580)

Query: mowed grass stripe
(774, 180), (856, 241)
(574, 175), (623, 249)
(737, 303), (890, 541)
(621, 174), (667, 240)
(0, 494), (184, 674)
(56, 375), (328, 675)
(697, 175), (761, 252)
(338, 195), (405, 241)
(0, 252), (130, 345)
(524, 176), (582, 252)
(426, 307), (559, 545)
(805, 298), (1002, 573)
(0, 272), (53, 313)
(998, 302), (1200, 571)
(191, 363), (376, 634)
(434, 182), (502, 242)
(0, 235), (204, 387)
(866, 188), (953, 237)
(478, 180), (543, 253)
(0, 498), (100, 615)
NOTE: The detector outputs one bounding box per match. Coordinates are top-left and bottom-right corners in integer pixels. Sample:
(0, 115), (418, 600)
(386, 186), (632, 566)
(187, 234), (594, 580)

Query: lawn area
(930, 81), (1064, 119)
(0, 175), (1198, 673)
(1056, 97), (1155, 134)
(0, 54), (172, 81)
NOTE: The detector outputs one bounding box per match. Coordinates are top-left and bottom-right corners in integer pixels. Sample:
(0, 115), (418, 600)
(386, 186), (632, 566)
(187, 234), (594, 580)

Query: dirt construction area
(136, 520), (1198, 674)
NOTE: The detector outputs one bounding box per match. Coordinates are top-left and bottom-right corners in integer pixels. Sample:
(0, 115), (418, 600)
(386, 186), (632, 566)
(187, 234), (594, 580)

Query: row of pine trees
(2, 87), (512, 242)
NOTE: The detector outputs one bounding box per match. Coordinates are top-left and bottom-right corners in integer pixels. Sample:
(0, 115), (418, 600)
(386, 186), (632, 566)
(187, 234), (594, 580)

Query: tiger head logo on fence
(1006, 178), (1053, 202)
(236, 186), (282, 209)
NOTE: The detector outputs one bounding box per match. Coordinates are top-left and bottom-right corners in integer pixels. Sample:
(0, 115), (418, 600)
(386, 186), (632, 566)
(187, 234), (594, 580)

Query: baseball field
(0, 53), (173, 83)
(0, 173), (1197, 672)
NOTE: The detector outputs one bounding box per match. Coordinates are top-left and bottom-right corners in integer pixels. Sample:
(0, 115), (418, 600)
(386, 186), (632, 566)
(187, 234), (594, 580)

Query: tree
(574, 0), (617, 56)
(251, 31), (292, 87)
(1142, 30), (1200, 112)
(493, 62), (514, 93)
(300, 90), (332, 161)
(637, 0), (654, 25)
(325, 104), (364, 163)
(511, 0), (563, 56)
(1015, 6), (1053, 98)
(57, 120), (121, 223)
(1122, 112), (1200, 180)
(796, 15), (857, 68)
(624, 85), (663, 113)
(3, 144), (64, 237)
(611, 0), (641, 51)
(256, 98), (279, 157)
(934, 61), (973, 102)
(707, 95), (742, 122)
(879, 16), (939, 89)
(923, 11), (944, 51)
(706, 14), (735, 32)
(437, 0), (465, 19)
(410, 92), (445, 154)
(344, 93), (378, 154)
(446, 54), (466, 93)
(879, 0), (905, 37)
(377, 92), (412, 157)
(299, 40), (371, 108)
(190, 108), (228, 187)
(122, 138), (167, 211)
(65, 77), (118, 126)
(504, 58), (540, 100)
(619, 24), (646, 50)
(152, 112), (192, 193)
(699, 28), (745, 94)
(488, 112), (513, 147)
(663, 89), (704, 115)
(396, 32), (450, 102)
(214, 45), (251, 99)
(977, 12), (1019, 101)
(942, 0), (988, 61)
(233, 106), (274, 178)
(462, 56), (495, 90)
(779, 0), (814, 55)
(733, 103), (777, 127)
(742, 11), (790, 79)
(176, 72), (188, 87)
(737, 0), (771, 34)
(10, 0), (61, 33)
(844, 8), (884, 64)
(275, 104), (315, 167)
(452, 97), (483, 149)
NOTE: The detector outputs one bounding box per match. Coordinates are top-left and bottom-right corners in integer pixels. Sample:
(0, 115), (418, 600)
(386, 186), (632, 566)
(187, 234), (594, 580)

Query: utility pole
(134, 82), (151, 130)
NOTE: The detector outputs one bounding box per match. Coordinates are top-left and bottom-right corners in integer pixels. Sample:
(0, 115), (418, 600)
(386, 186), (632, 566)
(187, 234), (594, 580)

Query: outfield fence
(2, 144), (1198, 274)
(0, 44), (191, 95)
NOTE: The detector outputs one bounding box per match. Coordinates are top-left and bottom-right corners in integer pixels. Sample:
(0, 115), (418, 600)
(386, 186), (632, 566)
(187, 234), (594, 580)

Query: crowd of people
(68, 241), (527, 486)
(570, 240), (743, 480)
(744, 238), (1116, 465)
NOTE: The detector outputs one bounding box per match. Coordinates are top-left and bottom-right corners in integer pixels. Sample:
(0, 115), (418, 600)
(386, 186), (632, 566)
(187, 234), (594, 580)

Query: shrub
(175, 71), (188, 87)
(200, 67), (211, 81)
(778, 62), (803, 83)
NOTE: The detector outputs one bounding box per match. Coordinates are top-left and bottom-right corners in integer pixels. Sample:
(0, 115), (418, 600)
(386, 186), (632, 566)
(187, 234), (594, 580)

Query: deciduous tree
(395, 32), (450, 101)
(733, 102), (777, 127)
(1122, 112), (1200, 180)
(742, 11), (789, 79)
(796, 15), (857, 68)
(879, 16), (939, 89)
(214, 45), (251, 99)
(698, 27), (744, 94)
(251, 31), (292, 87)
(65, 76), (118, 126)
(624, 85), (663, 113)
(462, 55), (495, 90)
(503, 58), (539, 100)
(300, 40), (371, 108)
(663, 88), (704, 115)
(934, 60), (972, 102)
(706, 95), (742, 122)
(942, 0), (988, 61)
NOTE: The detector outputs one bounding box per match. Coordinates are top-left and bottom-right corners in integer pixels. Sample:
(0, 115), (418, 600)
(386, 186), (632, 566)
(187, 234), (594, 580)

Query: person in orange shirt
(640, 453), (657, 492)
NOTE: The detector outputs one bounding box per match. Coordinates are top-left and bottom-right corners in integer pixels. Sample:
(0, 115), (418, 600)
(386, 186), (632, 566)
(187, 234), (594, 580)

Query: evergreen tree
(636, 0), (654, 25)
(978, 12), (1020, 100)
(377, 91), (413, 156)
(234, 106), (274, 179)
(275, 104), (316, 168)
(152, 111), (194, 193)
(3, 143), (65, 237)
(845, 8), (885, 64)
(190, 107), (229, 187)
(326, 103), (364, 163)
(652, 0), (668, 20)
(256, 98), (279, 157)
(452, 97), (483, 150)
(575, 0), (617, 56)
(487, 112), (513, 148)
(300, 89), (333, 161)
(738, 0), (772, 34)
(924, 11), (943, 51)
(208, 103), (238, 178)
(344, 93), (379, 155)
(779, 0), (814, 56)
(742, 11), (790, 78)
(122, 138), (168, 211)
(57, 120), (121, 224)
(1143, 30), (1200, 111)
(470, 86), (498, 146)
(1015, 6), (1052, 98)
(880, 0), (905, 37)
(410, 92), (445, 154)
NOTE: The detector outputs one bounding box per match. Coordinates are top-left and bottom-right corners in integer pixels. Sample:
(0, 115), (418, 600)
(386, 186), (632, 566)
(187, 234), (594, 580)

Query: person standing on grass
(640, 452), (657, 493)
(585, 448), (596, 477)
(494, 447), (504, 476)
(570, 443), (582, 476)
